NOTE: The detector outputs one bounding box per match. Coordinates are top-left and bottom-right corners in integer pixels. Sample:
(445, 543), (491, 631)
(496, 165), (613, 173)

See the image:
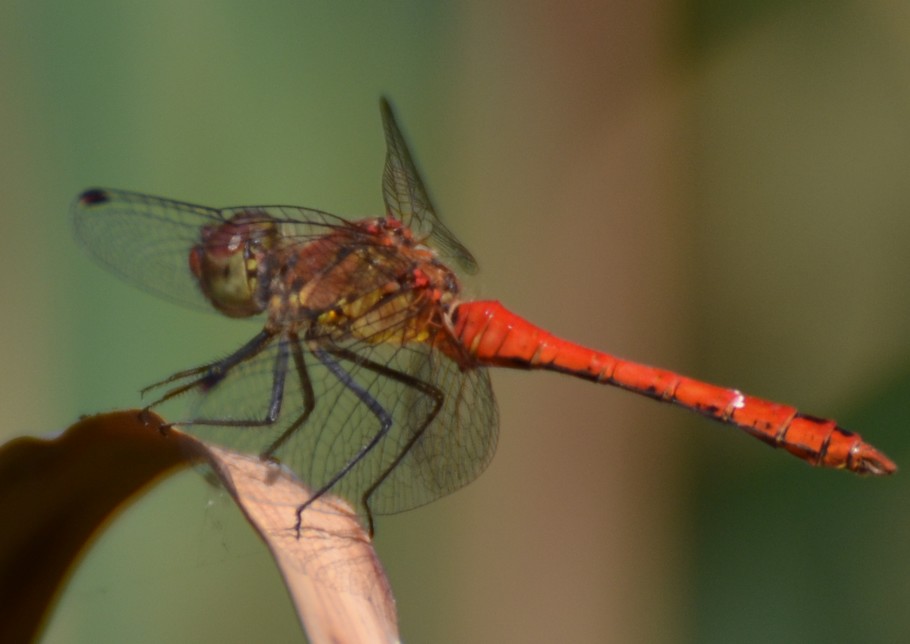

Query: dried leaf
(0, 411), (398, 643)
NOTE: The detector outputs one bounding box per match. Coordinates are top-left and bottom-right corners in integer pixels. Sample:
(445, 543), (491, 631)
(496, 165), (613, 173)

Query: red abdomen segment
(453, 300), (896, 475)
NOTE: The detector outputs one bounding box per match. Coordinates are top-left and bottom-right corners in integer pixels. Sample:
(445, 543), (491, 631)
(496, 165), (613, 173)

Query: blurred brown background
(1, 1), (908, 642)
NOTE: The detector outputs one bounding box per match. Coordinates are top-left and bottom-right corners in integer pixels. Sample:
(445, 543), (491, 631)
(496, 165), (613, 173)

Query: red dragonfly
(74, 99), (896, 534)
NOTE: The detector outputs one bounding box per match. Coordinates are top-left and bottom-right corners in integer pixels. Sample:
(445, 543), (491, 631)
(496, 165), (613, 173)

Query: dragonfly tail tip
(853, 445), (897, 476)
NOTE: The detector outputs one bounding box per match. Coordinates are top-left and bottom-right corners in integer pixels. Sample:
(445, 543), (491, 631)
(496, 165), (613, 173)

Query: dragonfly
(74, 98), (896, 535)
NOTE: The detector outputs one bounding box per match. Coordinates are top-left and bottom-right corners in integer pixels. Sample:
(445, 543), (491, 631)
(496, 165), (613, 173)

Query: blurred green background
(2, 1), (909, 642)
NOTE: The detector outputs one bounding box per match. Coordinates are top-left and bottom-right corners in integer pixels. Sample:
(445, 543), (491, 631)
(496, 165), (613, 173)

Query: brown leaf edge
(0, 411), (399, 643)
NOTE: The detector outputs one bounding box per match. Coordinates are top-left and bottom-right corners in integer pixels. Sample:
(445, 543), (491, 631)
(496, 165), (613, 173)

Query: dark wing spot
(78, 189), (110, 206)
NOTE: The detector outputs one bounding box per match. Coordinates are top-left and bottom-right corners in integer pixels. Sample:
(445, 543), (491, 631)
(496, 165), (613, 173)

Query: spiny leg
(294, 345), (395, 538)
(326, 345), (445, 531)
(142, 329), (290, 430)
(260, 332), (316, 460)
(142, 329), (276, 400)
(294, 344), (444, 537)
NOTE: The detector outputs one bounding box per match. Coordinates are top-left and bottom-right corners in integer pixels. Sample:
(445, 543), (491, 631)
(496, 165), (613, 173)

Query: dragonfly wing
(364, 342), (499, 514)
(73, 188), (224, 312)
(290, 338), (498, 516)
(380, 98), (479, 274)
(73, 188), (345, 313)
(168, 335), (496, 514)
(146, 322), (498, 518)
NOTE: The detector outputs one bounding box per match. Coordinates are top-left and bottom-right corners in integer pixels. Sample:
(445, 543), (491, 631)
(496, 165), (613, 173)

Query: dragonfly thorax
(263, 215), (464, 348)
(189, 212), (279, 318)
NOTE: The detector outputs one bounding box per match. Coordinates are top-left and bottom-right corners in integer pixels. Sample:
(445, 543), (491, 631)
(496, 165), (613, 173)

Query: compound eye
(193, 245), (260, 317)
(189, 215), (276, 318)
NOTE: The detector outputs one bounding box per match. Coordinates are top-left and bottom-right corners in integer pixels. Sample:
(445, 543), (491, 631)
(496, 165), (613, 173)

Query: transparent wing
(363, 341), (499, 514)
(72, 188), (345, 313)
(380, 98), (479, 274)
(154, 331), (498, 517)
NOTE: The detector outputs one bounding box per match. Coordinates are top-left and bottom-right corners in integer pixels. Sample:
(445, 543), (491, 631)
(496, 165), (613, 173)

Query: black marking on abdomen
(796, 412), (853, 436)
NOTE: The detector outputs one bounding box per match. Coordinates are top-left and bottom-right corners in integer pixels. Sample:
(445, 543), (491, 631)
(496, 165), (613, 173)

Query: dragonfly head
(190, 211), (278, 318)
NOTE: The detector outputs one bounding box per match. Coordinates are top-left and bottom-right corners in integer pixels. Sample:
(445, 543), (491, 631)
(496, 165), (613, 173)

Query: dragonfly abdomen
(646, 374), (894, 475)
(453, 300), (896, 476)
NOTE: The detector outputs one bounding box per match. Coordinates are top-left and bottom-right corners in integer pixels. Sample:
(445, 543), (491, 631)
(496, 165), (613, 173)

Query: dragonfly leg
(260, 332), (316, 460)
(295, 344), (445, 537)
(294, 345), (395, 538)
(333, 348), (445, 528)
(142, 329), (275, 399)
(143, 329), (290, 429)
